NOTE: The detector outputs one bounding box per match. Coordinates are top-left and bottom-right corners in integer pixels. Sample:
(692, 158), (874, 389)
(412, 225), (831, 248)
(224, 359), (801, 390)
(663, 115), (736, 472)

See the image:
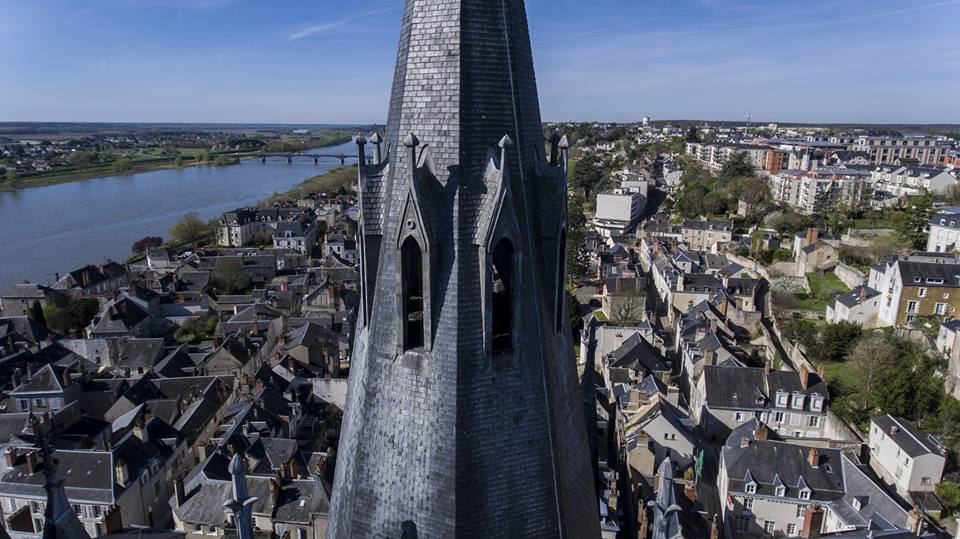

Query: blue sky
(1, 0), (959, 125)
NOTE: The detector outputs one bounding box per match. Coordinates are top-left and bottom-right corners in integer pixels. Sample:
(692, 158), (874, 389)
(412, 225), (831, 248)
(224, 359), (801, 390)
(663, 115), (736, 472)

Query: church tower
(327, 1), (600, 537)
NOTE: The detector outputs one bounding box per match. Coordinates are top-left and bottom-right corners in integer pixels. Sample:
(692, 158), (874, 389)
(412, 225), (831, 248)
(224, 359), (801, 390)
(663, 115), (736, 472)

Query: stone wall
(834, 262), (866, 289)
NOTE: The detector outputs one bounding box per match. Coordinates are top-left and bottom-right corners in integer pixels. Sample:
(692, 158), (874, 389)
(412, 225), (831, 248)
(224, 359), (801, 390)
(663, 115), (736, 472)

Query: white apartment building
(871, 165), (957, 196)
(868, 415), (946, 498)
(927, 210), (960, 252)
(594, 188), (645, 238)
(851, 135), (951, 166)
(769, 168), (870, 215)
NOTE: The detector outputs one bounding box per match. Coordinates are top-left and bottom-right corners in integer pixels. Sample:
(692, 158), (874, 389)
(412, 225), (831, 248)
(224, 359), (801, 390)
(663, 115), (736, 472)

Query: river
(0, 139), (365, 291)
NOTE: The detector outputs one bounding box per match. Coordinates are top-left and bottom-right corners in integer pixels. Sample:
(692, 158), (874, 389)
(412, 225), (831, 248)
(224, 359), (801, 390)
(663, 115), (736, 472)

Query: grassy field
(795, 272), (849, 311)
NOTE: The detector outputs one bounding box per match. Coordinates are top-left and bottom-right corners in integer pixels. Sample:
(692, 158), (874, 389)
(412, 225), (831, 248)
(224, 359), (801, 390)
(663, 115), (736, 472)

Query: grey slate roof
(702, 366), (828, 411)
(834, 285), (881, 308)
(871, 414), (945, 458)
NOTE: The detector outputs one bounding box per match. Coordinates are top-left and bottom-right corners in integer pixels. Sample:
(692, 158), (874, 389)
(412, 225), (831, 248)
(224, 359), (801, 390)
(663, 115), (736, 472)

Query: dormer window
(810, 394), (824, 412)
(491, 238), (515, 352)
(799, 489), (811, 500)
(792, 391), (805, 410)
(746, 483), (757, 494)
(776, 390), (788, 408)
(400, 236), (425, 350)
(775, 486), (786, 497)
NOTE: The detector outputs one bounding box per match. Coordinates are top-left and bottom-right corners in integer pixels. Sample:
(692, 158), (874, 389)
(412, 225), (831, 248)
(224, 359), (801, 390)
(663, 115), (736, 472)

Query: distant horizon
(2, 0), (959, 125)
(2, 119), (960, 130)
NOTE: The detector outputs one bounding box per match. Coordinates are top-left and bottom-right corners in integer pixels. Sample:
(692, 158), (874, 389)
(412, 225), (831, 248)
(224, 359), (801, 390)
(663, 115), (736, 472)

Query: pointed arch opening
(555, 228), (567, 332)
(491, 238), (515, 352)
(401, 236), (424, 350)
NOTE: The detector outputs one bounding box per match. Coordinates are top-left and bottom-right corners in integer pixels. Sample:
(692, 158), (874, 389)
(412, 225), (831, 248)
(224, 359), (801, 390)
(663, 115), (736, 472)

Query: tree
(44, 297), (100, 336)
(29, 300), (46, 327)
(897, 191), (933, 249)
(112, 158), (132, 173)
(570, 153), (604, 199)
(684, 125), (700, 143)
(812, 189), (838, 232)
(214, 260), (251, 294)
(936, 481), (960, 512)
(718, 152), (755, 181)
(174, 156), (185, 167)
(566, 193), (590, 281)
(817, 321), (862, 363)
(169, 212), (209, 250)
(201, 150), (212, 163)
(131, 236), (164, 254)
(945, 182), (960, 206)
(847, 333), (899, 409)
(4, 169), (15, 184)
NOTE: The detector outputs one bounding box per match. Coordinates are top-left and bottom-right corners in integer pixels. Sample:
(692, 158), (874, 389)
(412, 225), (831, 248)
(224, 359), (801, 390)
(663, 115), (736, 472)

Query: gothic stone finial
(370, 132), (384, 164)
(355, 134), (368, 167)
(548, 133), (561, 166)
(498, 134), (513, 168)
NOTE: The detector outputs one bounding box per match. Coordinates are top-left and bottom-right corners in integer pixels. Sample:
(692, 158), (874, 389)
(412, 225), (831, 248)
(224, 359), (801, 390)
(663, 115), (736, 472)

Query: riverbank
(261, 165), (357, 205)
(0, 152), (256, 192)
(0, 133), (353, 192)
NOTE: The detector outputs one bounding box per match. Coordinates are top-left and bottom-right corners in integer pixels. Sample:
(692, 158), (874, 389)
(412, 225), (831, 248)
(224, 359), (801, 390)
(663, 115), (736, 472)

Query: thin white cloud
(288, 7), (398, 41)
(288, 19), (352, 40)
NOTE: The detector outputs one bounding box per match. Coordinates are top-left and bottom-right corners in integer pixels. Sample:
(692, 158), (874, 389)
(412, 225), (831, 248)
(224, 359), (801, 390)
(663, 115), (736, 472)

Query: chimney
(269, 478), (280, 504)
(61, 368), (71, 387)
(800, 364), (810, 390)
(808, 448), (822, 468)
(764, 361), (772, 375)
(173, 476), (186, 507)
(133, 418), (149, 443)
(806, 228), (818, 246)
(115, 457), (129, 487)
(709, 514), (720, 539)
(859, 286), (868, 303)
(703, 347), (716, 366)
(4, 448), (17, 466)
(755, 423), (769, 441)
(907, 507), (926, 535)
(802, 504), (824, 538)
(25, 451), (39, 474)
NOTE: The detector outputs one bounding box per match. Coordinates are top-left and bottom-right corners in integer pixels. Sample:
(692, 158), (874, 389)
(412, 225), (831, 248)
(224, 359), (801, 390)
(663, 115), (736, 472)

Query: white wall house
(927, 210), (960, 253)
(868, 415), (946, 499)
(594, 189), (644, 238)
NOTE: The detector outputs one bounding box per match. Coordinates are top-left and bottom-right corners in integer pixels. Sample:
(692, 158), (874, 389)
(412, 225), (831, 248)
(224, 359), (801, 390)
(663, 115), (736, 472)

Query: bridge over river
(254, 152), (366, 165)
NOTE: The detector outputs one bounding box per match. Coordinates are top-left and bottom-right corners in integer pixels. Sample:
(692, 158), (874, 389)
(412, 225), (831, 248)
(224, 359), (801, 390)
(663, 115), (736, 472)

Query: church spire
(34, 415), (90, 539)
(328, 1), (599, 536)
(223, 454), (257, 539)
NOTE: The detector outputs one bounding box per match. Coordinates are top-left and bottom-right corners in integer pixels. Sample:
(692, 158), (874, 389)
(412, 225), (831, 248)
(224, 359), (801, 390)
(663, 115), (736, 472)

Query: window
(746, 483), (757, 494)
(664, 433), (676, 441)
(921, 477), (932, 486)
(807, 416), (820, 428)
(799, 489), (811, 500)
(734, 412), (744, 422)
(774, 412), (784, 423)
(491, 238), (515, 352)
(400, 236), (425, 351)
(918, 288), (927, 298)
(744, 497), (754, 510)
(787, 523), (797, 536)
(735, 515), (751, 532)
(936, 303), (947, 315)
(775, 486), (786, 497)
(765, 521), (776, 534)
(907, 301), (919, 313)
